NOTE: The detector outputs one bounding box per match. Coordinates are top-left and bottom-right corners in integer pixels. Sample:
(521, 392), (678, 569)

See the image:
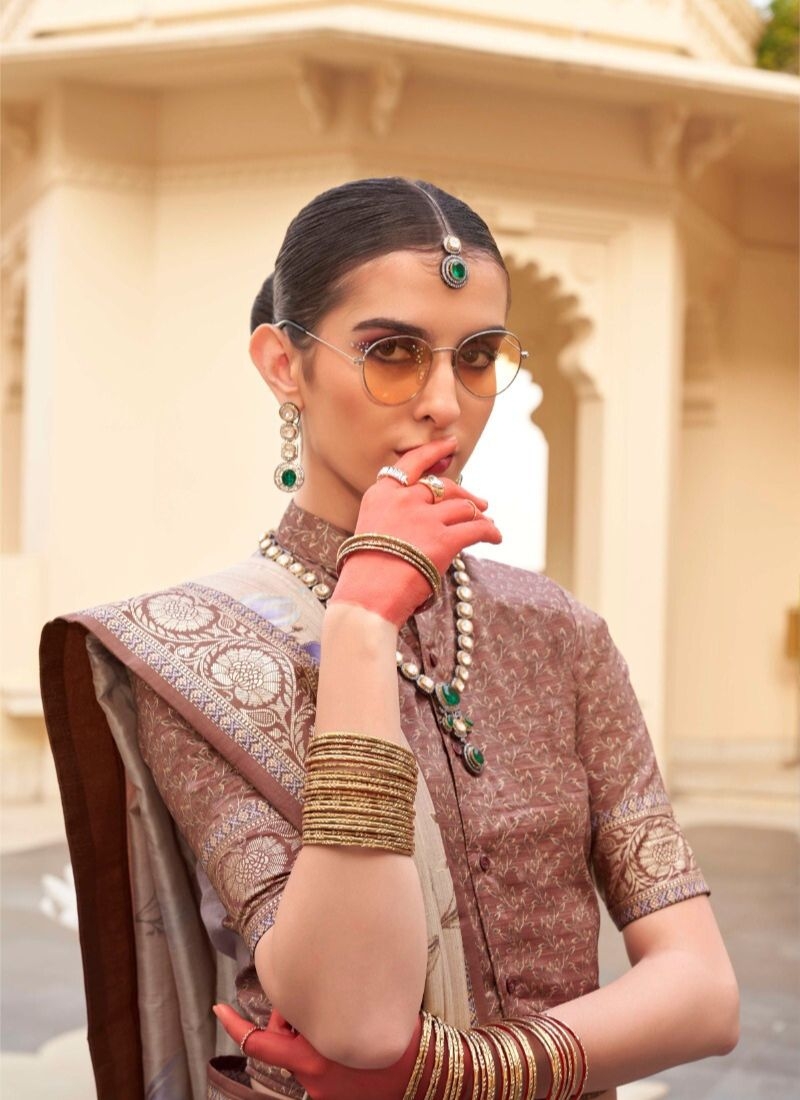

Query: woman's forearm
(544, 898), (739, 1093)
(255, 602), (428, 1069)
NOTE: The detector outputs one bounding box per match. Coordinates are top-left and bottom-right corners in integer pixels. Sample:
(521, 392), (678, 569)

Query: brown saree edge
(39, 618), (144, 1100)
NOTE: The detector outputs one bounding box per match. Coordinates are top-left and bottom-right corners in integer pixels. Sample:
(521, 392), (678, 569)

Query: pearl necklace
(258, 530), (486, 776)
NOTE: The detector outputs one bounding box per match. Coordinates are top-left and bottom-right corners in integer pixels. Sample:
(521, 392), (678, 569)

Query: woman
(40, 178), (738, 1100)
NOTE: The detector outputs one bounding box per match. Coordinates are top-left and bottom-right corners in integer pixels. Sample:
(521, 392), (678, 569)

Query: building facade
(1, 0), (798, 805)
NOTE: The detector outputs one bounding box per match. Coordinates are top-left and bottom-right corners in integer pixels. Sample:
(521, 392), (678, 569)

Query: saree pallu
(40, 553), (474, 1100)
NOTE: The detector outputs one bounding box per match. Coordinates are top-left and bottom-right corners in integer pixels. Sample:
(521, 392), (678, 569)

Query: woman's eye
(459, 344), (496, 370)
(370, 338), (422, 365)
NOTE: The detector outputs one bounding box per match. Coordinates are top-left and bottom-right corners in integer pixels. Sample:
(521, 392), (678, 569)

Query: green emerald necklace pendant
(433, 682), (485, 776)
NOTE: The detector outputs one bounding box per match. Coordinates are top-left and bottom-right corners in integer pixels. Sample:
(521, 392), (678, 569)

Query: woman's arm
(220, 895), (738, 1099)
(547, 894), (739, 1094)
(255, 438), (500, 1070)
(254, 601), (429, 1069)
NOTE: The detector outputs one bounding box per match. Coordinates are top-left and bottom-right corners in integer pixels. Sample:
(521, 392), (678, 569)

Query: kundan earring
(274, 402), (304, 492)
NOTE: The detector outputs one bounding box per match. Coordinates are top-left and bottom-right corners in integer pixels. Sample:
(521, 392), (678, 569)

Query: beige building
(1, 0), (798, 812)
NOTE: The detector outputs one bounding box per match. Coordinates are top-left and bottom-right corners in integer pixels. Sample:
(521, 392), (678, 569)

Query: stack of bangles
(402, 1011), (588, 1100)
(336, 532), (442, 607)
(302, 731), (418, 856)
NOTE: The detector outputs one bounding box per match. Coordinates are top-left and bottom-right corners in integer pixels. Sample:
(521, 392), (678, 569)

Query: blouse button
(506, 977), (530, 997)
(479, 854), (491, 872)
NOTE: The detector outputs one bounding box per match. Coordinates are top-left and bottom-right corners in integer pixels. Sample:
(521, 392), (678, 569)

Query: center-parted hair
(249, 177), (508, 341)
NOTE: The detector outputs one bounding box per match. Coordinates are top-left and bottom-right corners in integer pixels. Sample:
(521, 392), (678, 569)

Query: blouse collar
(275, 499), (353, 577)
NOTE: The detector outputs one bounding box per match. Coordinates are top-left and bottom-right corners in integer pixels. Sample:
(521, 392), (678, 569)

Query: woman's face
(288, 249), (509, 531)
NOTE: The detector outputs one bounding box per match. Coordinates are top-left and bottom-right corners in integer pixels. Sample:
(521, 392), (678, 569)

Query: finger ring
(377, 465), (409, 486)
(240, 1024), (263, 1055)
(466, 500), (478, 521)
(418, 475), (446, 503)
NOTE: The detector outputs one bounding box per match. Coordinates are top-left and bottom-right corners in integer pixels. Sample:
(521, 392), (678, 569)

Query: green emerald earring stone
(282, 469), (297, 488)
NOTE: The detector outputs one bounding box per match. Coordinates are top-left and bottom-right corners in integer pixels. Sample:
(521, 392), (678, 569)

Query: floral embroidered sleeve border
(133, 673), (301, 954)
(592, 792), (709, 929)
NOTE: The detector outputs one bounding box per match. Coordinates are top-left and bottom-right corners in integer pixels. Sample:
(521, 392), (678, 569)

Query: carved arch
(496, 252), (600, 596)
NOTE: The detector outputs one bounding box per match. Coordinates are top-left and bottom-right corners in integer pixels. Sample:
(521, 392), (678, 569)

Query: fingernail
(212, 1005), (222, 1018)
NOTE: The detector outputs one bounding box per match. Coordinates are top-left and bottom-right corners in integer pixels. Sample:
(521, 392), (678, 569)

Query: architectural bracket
(368, 58), (405, 137)
(682, 114), (744, 181)
(0, 104), (36, 166)
(646, 103), (743, 181)
(294, 60), (337, 134)
(647, 101), (690, 174)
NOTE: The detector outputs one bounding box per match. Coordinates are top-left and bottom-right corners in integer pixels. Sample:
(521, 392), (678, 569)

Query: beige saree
(40, 552), (474, 1100)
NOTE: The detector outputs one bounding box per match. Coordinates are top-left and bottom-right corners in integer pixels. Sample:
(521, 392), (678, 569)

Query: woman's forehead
(330, 249), (509, 332)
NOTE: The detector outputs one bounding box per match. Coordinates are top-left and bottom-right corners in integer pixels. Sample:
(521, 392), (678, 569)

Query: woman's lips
(393, 447), (456, 479)
(423, 456), (453, 477)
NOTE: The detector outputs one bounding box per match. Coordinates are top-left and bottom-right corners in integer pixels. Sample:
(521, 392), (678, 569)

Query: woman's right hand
(214, 1003), (427, 1100)
(330, 437), (502, 628)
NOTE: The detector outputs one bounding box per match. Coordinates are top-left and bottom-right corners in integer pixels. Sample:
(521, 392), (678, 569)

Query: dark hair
(249, 177), (507, 340)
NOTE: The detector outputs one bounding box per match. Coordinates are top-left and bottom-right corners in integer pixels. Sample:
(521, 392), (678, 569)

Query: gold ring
(239, 1024), (262, 1055)
(466, 501), (478, 521)
(418, 475), (446, 503)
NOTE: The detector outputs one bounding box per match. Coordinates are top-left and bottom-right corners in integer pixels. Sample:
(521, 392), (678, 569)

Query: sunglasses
(276, 320), (528, 406)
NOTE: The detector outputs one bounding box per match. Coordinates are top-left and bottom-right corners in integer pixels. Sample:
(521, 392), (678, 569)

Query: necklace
(258, 530), (486, 776)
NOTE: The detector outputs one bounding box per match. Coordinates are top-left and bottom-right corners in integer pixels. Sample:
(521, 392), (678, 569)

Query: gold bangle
(486, 1025), (524, 1100)
(460, 1028), (484, 1100)
(537, 1015), (586, 1099)
(487, 1026), (518, 1100)
(445, 1022), (467, 1100)
(308, 731), (418, 770)
(535, 1016), (574, 1100)
(336, 534), (442, 600)
(439, 1020), (457, 1100)
(403, 1013), (434, 1100)
(496, 1023), (537, 1098)
(473, 1028), (497, 1100)
(522, 1018), (563, 1100)
(421, 1014), (446, 1100)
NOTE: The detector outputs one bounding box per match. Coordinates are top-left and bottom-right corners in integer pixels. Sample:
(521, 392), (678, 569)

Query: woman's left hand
(213, 1003), (423, 1100)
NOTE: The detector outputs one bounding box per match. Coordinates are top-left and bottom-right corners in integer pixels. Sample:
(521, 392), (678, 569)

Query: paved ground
(1, 801), (798, 1098)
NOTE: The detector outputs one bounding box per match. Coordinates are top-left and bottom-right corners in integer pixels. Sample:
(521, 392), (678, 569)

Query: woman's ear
(249, 324), (303, 408)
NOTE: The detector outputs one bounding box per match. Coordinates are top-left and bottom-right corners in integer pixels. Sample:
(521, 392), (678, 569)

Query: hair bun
(250, 273), (275, 332)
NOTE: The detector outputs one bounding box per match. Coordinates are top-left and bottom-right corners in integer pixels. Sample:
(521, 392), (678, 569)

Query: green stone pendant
(274, 461), (304, 492)
(463, 743), (486, 775)
(435, 682), (461, 710)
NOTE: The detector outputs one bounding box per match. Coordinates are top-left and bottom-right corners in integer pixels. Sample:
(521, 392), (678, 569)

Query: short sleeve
(568, 596), (710, 929)
(132, 673), (301, 953)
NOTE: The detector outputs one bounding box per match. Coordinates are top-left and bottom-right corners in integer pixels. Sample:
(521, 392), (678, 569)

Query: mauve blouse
(133, 500), (708, 1093)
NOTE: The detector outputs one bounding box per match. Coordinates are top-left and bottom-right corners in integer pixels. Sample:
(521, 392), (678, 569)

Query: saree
(39, 551), (475, 1100)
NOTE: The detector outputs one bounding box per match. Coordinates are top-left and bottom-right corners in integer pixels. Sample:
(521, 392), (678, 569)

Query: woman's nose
(415, 350), (461, 424)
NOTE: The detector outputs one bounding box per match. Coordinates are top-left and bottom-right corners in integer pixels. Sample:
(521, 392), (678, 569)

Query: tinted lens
(455, 331), (522, 397)
(363, 336), (432, 404)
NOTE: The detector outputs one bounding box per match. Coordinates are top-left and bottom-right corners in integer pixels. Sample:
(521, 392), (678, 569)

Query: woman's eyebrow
(352, 317), (430, 340)
(352, 318), (508, 341)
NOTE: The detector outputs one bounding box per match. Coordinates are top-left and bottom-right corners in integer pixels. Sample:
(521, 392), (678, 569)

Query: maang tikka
(274, 402), (304, 492)
(410, 181), (469, 289)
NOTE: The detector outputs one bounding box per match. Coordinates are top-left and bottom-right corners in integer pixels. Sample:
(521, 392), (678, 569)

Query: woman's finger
(447, 516), (503, 550)
(434, 499), (488, 526)
(413, 478), (488, 509)
(213, 1004), (299, 1071)
(389, 437), (458, 484)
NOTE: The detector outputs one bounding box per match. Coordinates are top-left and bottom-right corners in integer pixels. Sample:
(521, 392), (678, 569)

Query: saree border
(39, 618), (144, 1100)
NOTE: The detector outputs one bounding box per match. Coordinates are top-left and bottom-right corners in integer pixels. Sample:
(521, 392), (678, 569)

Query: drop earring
(274, 402), (304, 492)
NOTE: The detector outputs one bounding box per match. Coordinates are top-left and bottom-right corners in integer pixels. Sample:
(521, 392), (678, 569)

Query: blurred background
(1, 1), (798, 1096)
